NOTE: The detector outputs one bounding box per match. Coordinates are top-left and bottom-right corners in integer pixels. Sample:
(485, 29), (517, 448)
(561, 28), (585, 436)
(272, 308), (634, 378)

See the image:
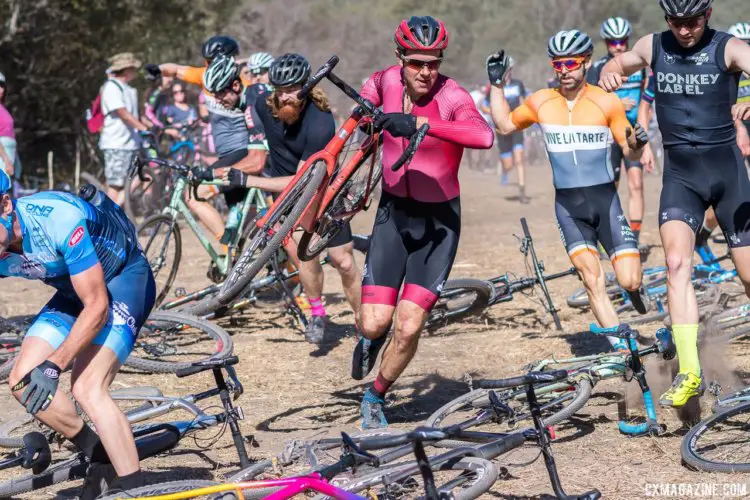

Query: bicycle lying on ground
(427, 324), (676, 437)
(427, 218), (576, 331)
(0, 356), (250, 498)
(186, 55), (428, 318)
(94, 370), (601, 500)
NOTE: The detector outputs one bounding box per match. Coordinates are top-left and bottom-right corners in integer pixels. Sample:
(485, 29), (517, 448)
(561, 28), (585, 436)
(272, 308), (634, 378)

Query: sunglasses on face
(251, 69), (268, 76)
(607, 38), (628, 48)
(666, 15), (704, 29)
(400, 55), (442, 72)
(550, 57), (586, 72)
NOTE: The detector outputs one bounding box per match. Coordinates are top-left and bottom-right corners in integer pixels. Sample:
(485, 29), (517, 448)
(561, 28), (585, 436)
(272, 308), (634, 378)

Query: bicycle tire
(98, 480), (221, 500)
(138, 213), (182, 308)
(0, 453), (89, 497)
(79, 171), (107, 192)
(327, 456), (498, 500)
(0, 335), (21, 382)
(425, 279), (495, 329)
(124, 311), (232, 373)
(297, 142), (380, 262)
(710, 303), (750, 339)
(188, 162), (326, 317)
(681, 400), (750, 473)
(425, 377), (593, 434)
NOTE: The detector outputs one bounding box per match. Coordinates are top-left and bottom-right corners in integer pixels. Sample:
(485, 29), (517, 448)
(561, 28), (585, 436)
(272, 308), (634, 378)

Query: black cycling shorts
(497, 131), (524, 157)
(214, 148), (249, 207)
(659, 144), (750, 248)
(362, 191), (460, 312)
(555, 183), (639, 263)
(610, 141), (642, 183)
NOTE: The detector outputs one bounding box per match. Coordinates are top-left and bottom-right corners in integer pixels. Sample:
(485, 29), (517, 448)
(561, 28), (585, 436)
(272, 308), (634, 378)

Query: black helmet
(268, 53), (311, 87)
(202, 35), (240, 62)
(659, 0), (712, 18)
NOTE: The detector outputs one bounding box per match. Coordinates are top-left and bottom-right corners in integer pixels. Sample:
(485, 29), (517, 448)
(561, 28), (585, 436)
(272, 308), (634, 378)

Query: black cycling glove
(374, 113), (417, 138)
(626, 123), (649, 150)
(144, 63), (162, 81)
(486, 50), (512, 86)
(12, 360), (61, 415)
(227, 168), (249, 188)
(190, 167), (214, 181)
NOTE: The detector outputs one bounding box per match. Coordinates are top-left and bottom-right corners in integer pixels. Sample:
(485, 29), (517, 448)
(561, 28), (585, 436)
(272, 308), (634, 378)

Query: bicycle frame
(162, 176), (267, 276)
(254, 108), (379, 234)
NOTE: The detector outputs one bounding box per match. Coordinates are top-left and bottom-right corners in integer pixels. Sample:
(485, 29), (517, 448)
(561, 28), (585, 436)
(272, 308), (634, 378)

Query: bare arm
(215, 149), (267, 177)
(158, 63), (192, 80)
(489, 85), (519, 134)
(47, 264), (110, 369)
(114, 108), (148, 132)
(600, 35), (653, 91)
(726, 37), (750, 74)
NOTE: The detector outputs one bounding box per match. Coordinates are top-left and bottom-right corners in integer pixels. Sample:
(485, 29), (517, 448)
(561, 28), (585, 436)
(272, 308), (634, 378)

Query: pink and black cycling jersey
(359, 65), (493, 203)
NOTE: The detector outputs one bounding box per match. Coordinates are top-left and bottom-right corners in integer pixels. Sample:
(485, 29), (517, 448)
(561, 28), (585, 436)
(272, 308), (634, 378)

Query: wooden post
(47, 151), (54, 190)
(75, 137), (81, 190)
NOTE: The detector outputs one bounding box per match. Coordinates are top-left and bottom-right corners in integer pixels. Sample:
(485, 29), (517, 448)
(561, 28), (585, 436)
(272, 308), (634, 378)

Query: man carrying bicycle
(599, 0), (750, 407)
(349, 16), (493, 429)
(488, 31), (648, 353)
(1, 171), (156, 494)
(221, 53), (362, 344)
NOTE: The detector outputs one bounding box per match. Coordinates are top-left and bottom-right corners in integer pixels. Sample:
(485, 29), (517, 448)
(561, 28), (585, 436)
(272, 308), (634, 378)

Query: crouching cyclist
(2, 171), (156, 494)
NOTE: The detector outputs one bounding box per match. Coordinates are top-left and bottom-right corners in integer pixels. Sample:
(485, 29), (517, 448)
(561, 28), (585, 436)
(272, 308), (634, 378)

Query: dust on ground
(1, 161), (749, 500)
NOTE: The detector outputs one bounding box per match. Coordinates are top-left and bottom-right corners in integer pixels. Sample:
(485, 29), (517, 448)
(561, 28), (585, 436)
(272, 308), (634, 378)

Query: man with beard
(224, 53), (361, 344)
(488, 31), (648, 358)
(598, 0), (750, 407)
(349, 16), (494, 429)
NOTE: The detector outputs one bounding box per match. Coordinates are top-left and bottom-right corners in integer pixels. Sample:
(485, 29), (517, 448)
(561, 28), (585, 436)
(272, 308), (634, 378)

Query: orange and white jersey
(511, 84), (631, 189)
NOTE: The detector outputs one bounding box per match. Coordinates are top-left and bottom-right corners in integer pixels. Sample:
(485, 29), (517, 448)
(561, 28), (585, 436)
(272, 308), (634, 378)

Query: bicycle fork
(618, 336), (665, 436)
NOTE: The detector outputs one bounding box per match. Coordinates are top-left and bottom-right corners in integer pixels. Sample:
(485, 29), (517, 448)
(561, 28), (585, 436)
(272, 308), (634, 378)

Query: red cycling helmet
(394, 16), (449, 53)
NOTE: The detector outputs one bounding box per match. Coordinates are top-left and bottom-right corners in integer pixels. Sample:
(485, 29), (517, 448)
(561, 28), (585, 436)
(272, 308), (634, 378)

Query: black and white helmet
(247, 52), (275, 74)
(203, 55), (240, 93)
(201, 35), (240, 62)
(659, 0), (712, 18)
(269, 53), (311, 88)
(728, 22), (750, 40)
(600, 17), (632, 40)
(548, 30), (593, 58)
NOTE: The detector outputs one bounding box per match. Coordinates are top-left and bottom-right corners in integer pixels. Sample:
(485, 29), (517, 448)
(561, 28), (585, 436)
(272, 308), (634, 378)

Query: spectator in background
(0, 72), (19, 182)
(163, 81), (198, 138)
(143, 73), (174, 129)
(99, 52), (149, 204)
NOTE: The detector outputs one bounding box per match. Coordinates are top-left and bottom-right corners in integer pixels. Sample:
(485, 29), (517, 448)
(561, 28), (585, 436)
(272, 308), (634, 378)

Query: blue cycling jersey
(0, 192), (142, 298)
(588, 54), (646, 125)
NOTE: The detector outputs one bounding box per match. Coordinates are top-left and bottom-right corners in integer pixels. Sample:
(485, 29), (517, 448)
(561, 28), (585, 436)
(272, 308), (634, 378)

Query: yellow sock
(673, 324), (700, 376)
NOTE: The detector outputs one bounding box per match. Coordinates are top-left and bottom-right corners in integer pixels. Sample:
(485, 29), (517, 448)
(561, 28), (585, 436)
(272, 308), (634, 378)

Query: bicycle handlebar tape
(589, 323), (638, 340)
(477, 369), (569, 389)
(391, 123), (430, 172)
(298, 55), (339, 100)
(521, 217), (530, 238)
(576, 489), (602, 500)
(175, 356), (239, 378)
(476, 431), (526, 459)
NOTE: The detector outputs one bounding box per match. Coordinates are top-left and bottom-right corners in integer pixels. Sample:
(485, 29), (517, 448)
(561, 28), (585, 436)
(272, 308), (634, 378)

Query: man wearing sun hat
(99, 52), (150, 204)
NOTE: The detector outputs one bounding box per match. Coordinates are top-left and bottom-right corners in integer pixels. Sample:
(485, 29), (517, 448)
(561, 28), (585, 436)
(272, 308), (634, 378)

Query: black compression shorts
(610, 141), (642, 183)
(555, 183), (639, 263)
(361, 191), (460, 312)
(659, 144), (750, 248)
(496, 131), (524, 157)
(214, 148), (250, 207)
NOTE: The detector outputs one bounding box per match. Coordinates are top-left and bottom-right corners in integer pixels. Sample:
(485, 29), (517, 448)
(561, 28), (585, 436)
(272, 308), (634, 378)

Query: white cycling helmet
(548, 30), (593, 58)
(247, 52), (275, 74)
(203, 55), (240, 93)
(600, 17), (632, 40)
(728, 22), (750, 40)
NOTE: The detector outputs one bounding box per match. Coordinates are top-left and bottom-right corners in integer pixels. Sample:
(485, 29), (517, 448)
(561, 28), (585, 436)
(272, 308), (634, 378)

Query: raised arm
(599, 35), (653, 92)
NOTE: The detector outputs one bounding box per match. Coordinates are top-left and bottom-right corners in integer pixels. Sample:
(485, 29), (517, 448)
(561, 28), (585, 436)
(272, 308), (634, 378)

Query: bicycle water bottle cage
(655, 328), (676, 360)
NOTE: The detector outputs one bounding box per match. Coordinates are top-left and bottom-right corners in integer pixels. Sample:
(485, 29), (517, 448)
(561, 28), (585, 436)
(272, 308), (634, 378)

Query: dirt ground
(2, 156), (750, 499)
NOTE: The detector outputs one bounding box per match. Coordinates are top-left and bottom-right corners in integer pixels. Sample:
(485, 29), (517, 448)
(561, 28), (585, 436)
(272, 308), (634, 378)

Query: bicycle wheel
(426, 377), (593, 435)
(0, 453), (89, 497)
(297, 141), (381, 261)
(138, 214), (182, 308)
(98, 480), (221, 500)
(188, 162), (326, 317)
(425, 279), (495, 329)
(125, 311), (233, 373)
(124, 166), (168, 221)
(681, 400), (750, 473)
(0, 336), (21, 382)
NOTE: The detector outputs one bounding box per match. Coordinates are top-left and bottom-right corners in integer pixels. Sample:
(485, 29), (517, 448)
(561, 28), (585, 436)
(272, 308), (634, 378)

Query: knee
(71, 376), (106, 412)
(666, 253), (691, 280)
(628, 175), (643, 193)
(8, 367), (26, 401)
(618, 270), (642, 292)
(330, 250), (356, 276)
(580, 266), (604, 293)
(393, 315), (422, 351)
(360, 311), (392, 339)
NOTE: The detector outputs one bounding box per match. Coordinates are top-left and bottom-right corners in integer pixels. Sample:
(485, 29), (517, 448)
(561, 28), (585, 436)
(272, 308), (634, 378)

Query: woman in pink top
(352, 16), (494, 429)
(0, 72), (17, 178)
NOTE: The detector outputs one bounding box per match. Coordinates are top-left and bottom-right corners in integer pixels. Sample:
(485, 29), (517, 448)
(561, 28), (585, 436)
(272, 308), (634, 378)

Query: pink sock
(309, 297), (326, 316)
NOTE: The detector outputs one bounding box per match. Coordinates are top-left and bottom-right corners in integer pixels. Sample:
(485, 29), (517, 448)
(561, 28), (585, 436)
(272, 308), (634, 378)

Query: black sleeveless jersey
(650, 28), (741, 148)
